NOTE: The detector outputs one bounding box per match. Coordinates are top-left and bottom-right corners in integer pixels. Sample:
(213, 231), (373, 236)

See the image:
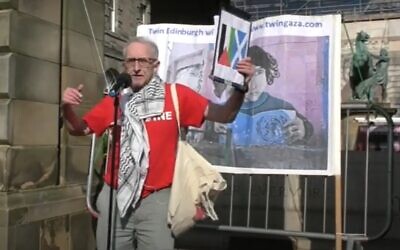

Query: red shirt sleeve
(174, 84), (209, 128)
(83, 96), (116, 136)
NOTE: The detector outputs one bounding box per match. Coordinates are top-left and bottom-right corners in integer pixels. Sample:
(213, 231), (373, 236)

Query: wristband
(234, 84), (249, 94)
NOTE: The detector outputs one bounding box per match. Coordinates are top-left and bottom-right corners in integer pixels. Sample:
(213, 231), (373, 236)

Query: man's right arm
(62, 104), (90, 136)
(62, 84), (90, 136)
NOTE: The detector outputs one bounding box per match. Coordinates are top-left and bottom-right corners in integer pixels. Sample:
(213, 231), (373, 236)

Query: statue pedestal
(341, 101), (399, 151)
(341, 101), (395, 115)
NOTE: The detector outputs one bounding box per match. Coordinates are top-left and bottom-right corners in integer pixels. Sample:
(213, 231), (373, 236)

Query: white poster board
(211, 8), (251, 90)
(137, 14), (341, 176)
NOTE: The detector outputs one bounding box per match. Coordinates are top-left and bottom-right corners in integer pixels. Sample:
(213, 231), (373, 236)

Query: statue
(349, 31), (390, 102)
(374, 48), (390, 99)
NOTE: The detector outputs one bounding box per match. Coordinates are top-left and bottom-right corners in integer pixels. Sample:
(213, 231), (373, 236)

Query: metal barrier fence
(194, 103), (397, 250)
(85, 103), (397, 250)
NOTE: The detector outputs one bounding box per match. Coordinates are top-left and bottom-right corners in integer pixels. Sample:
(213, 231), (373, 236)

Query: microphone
(108, 73), (132, 97)
(104, 68), (119, 95)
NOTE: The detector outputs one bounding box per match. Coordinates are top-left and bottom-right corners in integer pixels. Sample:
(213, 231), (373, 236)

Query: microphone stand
(107, 94), (120, 250)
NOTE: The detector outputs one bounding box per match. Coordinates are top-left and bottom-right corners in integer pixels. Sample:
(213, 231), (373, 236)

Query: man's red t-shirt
(83, 83), (208, 197)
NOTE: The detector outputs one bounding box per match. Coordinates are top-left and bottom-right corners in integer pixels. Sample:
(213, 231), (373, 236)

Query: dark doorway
(150, 0), (229, 24)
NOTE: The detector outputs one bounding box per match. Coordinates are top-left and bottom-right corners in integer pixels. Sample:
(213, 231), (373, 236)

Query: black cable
(107, 96), (120, 250)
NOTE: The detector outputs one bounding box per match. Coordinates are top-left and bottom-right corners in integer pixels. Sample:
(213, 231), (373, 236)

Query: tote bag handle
(170, 84), (182, 137)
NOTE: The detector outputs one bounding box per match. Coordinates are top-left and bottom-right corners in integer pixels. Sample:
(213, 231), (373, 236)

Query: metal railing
(84, 102), (397, 249)
(194, 102), (397, 250)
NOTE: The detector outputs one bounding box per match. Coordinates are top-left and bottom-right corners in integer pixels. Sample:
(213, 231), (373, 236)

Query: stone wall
(0, 0), (104, 249)
(103, 0), (150, 72)
(0, 0), (152, 249)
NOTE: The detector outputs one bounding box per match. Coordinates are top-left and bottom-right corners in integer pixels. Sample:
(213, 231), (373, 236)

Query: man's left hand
(236, 57), (255, 85)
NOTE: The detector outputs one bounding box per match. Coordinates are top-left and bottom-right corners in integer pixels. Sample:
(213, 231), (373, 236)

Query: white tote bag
(167, 84), (227, 237)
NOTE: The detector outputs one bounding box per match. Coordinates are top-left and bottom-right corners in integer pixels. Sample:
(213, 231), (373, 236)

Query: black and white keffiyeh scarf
(117, 75), (165, 217)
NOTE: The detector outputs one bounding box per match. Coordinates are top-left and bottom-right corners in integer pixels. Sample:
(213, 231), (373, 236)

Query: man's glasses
(124, 57), (158, 68)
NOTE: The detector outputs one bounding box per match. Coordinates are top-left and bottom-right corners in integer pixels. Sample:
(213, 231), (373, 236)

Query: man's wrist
(61, 102), (71, 109)
(234, 84), (249, 94)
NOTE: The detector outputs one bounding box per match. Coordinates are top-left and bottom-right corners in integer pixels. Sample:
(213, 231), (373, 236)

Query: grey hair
(123, 36), (159, 59)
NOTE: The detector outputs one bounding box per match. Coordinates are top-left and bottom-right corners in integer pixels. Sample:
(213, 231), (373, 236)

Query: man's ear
(154, 61), (160, 73)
